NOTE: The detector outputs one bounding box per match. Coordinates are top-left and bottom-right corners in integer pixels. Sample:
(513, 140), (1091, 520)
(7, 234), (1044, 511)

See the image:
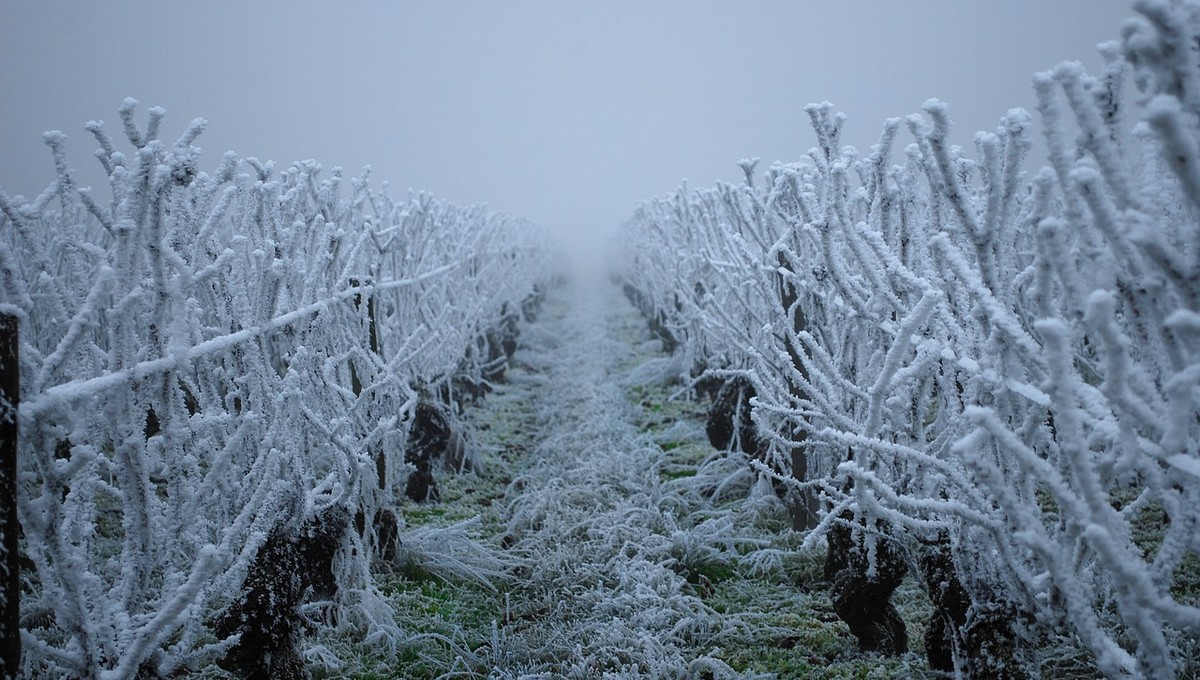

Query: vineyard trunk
(216, 505), (351, 679)
(824, 509), (909, 655)
(776, 251), (819, 530)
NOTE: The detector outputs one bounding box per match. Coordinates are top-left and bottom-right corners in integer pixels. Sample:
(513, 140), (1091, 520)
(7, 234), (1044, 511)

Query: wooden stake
(0, 312), (21, 680)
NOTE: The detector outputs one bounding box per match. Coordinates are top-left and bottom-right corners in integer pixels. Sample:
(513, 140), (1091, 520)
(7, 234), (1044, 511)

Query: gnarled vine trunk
(404, 401), (463, 502)
(216, 505), (351, 680)
(823, 510), (909, 655)
(920, 534), (1035, 678)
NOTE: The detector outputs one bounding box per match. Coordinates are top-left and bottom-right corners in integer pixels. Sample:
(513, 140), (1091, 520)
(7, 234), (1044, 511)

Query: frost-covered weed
(392, 517), (515, 589)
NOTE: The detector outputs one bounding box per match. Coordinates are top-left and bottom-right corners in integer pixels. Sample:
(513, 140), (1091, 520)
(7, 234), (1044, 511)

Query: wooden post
(1, 312), (20, 679)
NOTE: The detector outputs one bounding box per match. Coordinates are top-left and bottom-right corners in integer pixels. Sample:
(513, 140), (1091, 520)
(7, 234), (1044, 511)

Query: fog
(0, 1), (1133, 270)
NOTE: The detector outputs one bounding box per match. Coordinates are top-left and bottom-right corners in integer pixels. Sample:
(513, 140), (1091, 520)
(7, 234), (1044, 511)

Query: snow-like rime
(619, 2), (1199, 677)
(0, 99), (553, 678)
(3, 2), (1200, 679)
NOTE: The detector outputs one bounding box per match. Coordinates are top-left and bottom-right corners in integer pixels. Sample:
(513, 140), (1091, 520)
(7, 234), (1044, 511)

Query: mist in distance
(0, 1), (1132, 274)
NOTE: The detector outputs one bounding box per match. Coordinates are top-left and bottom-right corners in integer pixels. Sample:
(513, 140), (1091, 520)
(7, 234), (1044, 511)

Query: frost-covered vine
(0, 99), (553, 678)
(619, 2), (1200, 677)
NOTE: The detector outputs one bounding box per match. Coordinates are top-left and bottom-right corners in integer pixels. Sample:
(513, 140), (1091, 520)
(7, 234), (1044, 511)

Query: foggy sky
(1, 1), (1134, 263)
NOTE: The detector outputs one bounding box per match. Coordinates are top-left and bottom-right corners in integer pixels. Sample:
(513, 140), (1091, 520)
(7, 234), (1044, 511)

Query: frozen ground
(335, 280), (932, 679)
(480, 278), (758, 677)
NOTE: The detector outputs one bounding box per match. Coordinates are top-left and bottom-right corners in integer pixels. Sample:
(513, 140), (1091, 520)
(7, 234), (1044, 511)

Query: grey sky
(1, 1), (1134, 262)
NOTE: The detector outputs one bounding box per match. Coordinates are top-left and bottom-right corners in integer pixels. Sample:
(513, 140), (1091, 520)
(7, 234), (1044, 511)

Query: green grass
(701, 557), (930, 679)
(308, 568), (513, 679)
(660, 467), (698, 481)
